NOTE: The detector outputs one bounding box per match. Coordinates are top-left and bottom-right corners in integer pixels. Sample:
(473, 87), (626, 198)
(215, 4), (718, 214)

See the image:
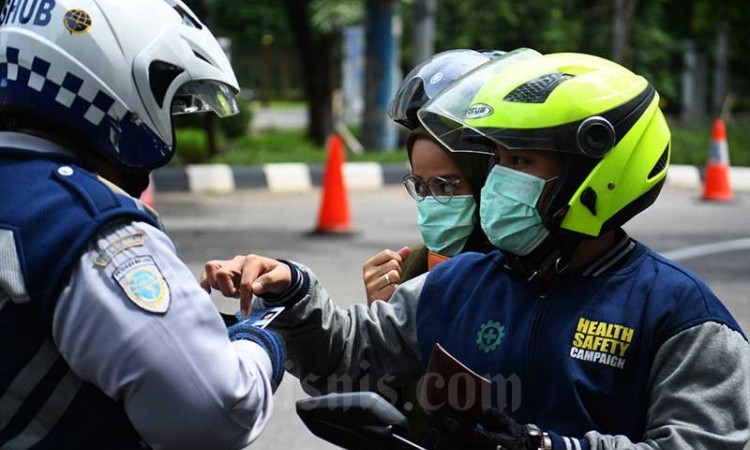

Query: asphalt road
(154, 185), (750, 450)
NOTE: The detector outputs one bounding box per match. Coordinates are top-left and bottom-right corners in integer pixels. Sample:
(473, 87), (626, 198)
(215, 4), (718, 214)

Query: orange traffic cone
(702, 118), (733, 201)
(313, 135), (354, 235)
(140, 174), (155, 208)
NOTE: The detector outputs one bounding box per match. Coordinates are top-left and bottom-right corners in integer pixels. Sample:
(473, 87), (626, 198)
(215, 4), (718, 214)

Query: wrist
(259, 260), (309, 306)
(541, 432), (552, 450)
(525, 424), (552, 450)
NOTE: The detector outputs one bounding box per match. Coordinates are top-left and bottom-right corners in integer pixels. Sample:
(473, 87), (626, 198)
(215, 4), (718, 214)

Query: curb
(665, 165), (750, 192)
(153, 162), (411, 193)
(152, 163), (750, 194)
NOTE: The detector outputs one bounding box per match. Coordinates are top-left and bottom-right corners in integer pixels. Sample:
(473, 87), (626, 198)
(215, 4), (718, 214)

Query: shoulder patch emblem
(113, 256), (170, 314)
(94, 232), (145, 268)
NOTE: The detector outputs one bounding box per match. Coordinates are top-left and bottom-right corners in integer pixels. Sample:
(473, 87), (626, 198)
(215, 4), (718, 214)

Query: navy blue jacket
(416, 244), (745, 444)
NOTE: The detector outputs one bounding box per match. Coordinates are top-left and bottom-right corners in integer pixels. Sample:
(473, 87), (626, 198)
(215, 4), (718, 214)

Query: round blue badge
(129, 269), (162, 302)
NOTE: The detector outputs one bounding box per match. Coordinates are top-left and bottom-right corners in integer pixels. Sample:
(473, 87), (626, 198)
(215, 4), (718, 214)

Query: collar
(0, 131), (79, 160)
(1, 132), (160, 223)
(535, 230), (633, 297)
(580, 230), (635, 277)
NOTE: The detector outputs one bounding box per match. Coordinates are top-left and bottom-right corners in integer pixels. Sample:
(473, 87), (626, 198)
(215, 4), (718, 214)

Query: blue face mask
(480, 165), (553, 256)
(417, 195), (477, 257)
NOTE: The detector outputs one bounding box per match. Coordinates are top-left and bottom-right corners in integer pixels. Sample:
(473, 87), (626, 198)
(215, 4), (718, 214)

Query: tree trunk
(712, 21), (730, 118)
(284, 0), (335, 146)
(185, 0), (218, 159)
(412, 0), (436, 67)
(612, 0), (639, 66)
(204, 114), (218, 158)
(681, 40), (708, 122)
(362, 0), (400, 151)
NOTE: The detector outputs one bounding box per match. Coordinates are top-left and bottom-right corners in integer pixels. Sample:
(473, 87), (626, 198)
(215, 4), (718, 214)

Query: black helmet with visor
(388, 49), (500, 130)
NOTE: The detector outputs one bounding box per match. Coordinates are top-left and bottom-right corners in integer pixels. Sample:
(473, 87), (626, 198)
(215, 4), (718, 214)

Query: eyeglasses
(402, 174), (465, 204)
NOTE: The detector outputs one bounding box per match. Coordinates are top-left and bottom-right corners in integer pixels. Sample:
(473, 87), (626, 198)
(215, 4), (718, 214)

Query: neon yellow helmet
(419, 52), (671, 239)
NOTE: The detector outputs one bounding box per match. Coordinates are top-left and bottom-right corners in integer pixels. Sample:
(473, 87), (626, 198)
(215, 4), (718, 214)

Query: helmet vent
(580, 187), (598, 216)
(648, 144), (669, 179)
(149, 61), (185, 108)
(504, 73), (573, 103)
(193, 50), (214, 66)
(174, 5), (203, 29)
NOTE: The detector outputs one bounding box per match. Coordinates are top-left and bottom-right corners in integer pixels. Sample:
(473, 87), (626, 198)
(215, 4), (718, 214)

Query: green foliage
(669, 118), (750, 167)
(212, 130), (408, 165)
(170, 118), (750, 167)
(426, 0), (597, 54)
(670, 122), (711, 166)
(170, 101), (252, 157)
(630, 0), (681, 112)
(189, 0), (750, 135)
(207, 1), (291, 47)
(207, 0), (362, 42)
(202, 0), (293, 91)
(311, 0), (364, 33)
(172, 128), (209, 165)
(250, 100), (307, 110)
(219, 101), (254, 139)
(213, 131), (325, 165)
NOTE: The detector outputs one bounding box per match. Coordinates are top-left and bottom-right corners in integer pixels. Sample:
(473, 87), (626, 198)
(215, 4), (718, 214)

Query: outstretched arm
(202, 255), (425, 395)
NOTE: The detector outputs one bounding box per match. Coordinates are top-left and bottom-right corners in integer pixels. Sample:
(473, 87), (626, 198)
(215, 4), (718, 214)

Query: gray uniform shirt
(261, 263), (750, 450)
(54, 221), (275, 449)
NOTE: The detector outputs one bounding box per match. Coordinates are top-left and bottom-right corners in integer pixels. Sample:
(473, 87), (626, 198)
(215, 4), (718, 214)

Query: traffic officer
(0, 0), (283, 448)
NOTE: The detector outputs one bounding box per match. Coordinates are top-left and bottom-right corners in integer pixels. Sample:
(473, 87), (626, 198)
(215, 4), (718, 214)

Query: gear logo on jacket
(476, 320), (505, 353)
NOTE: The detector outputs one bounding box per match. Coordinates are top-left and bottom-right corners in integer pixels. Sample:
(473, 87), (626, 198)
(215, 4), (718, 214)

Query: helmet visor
(417, 48), (543, 155)
(388, 49), (490, 129)
(172, 80), (240, 117)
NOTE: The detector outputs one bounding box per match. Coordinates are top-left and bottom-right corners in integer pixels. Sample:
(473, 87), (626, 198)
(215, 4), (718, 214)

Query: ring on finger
(384, 273), (392, 285)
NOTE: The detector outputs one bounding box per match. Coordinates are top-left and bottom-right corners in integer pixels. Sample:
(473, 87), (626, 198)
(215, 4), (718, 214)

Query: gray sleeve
(259, 263), (425, 396)
(580, 322), (750, 450)
(53, 221), (275, 450)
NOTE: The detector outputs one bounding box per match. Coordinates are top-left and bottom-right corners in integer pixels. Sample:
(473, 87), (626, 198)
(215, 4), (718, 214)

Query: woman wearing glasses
(361, 49), (499, 304)
(357, 49), (501, 445)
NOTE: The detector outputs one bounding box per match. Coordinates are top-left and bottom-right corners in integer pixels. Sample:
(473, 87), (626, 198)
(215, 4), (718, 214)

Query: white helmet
(0, 0), (239, 170)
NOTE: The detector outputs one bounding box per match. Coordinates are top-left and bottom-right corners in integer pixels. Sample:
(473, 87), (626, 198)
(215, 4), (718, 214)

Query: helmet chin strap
(501, 233), (582, 297)
(81, 150), (151, 198)
(118, 169), (150, 197)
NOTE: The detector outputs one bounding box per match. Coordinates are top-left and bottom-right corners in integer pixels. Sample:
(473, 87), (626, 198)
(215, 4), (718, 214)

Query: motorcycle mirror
(296, 392), (427, 450)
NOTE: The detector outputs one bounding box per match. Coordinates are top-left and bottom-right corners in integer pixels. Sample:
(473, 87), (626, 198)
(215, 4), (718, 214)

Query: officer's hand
(428, 407), (540, 450)
(362, 246), (411, 305)
(201, 254), (292, 318)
